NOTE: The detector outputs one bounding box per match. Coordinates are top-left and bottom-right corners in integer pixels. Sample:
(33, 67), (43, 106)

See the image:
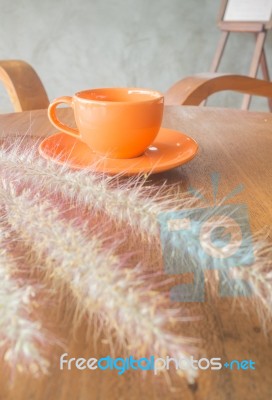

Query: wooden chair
(0, 60), (49, 112)
(2, 63), (272, 113)
(165, 73), (272, 111)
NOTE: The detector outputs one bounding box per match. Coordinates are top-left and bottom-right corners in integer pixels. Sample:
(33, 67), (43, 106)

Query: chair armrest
(165, 73), (272, 105)
(0, 60), (49, 111)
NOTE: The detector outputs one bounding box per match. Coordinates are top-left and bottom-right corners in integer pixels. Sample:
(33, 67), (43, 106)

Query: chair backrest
(2, 66), (272, 112)
(165, 73), (272, 111)
(0, 60), (49, 112)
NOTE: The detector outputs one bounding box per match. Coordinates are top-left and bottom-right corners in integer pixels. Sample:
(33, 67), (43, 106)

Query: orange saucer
(38, 128), (198, 175)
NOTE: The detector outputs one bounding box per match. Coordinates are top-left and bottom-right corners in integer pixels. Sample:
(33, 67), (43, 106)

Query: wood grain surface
(0, 106), (271, 400)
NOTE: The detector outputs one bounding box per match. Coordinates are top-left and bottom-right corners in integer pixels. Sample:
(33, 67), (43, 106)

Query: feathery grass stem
(0, 180), (197, 383)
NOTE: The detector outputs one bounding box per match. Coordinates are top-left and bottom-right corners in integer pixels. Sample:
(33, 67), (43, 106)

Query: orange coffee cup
(48, 87), (164, 159)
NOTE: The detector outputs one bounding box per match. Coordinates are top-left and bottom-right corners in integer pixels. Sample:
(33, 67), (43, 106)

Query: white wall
(0, 0), (271, 112)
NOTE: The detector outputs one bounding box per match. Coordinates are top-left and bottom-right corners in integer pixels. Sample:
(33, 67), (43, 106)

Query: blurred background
(0, 0), (271, 112)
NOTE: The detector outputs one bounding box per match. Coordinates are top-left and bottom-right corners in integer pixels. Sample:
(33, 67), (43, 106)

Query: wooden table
(0, 106), (271, 400)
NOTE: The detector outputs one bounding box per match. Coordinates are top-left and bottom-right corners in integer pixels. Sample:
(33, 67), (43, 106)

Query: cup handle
(48, 96), (80, 138)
